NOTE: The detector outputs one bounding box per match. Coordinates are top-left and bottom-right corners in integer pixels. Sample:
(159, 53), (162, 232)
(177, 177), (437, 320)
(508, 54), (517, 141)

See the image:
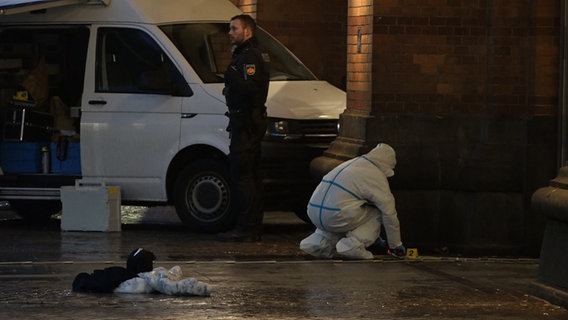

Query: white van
(0, 0), (345, 232)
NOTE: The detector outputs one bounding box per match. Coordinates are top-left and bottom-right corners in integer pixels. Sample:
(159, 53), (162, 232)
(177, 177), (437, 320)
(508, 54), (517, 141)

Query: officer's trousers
(228, 108), (267, 232)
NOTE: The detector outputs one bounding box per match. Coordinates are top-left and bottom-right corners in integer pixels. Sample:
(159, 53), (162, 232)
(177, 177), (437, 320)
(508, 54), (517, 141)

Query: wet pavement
(0, 207), (567, 319)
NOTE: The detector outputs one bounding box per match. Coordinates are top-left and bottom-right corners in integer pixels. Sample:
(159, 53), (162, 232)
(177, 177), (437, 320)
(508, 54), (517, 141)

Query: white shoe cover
(300, 232), (335, 259)
(336, 237), (374, 260)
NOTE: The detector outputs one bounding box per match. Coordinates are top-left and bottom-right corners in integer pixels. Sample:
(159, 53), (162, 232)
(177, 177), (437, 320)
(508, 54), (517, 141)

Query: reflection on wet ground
(0, 204), (183, 225)
(0, 207), (566, 319)
(1, 259), (566, 319)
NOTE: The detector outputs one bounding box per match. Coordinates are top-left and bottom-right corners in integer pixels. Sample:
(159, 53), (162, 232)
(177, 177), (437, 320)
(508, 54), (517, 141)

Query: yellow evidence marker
(406, 248), (419, 259)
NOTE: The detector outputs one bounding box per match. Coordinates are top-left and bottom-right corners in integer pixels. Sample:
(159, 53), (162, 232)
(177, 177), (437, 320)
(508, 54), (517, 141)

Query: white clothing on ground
(115, 265), (212, 296)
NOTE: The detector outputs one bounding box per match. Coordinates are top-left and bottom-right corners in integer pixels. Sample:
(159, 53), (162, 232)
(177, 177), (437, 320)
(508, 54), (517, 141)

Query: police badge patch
(245, 64), (256, 76)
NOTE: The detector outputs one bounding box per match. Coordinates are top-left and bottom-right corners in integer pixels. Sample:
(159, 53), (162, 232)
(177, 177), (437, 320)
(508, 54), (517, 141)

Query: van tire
(173, 159), (235, 233)
(10, 200), (61, 223)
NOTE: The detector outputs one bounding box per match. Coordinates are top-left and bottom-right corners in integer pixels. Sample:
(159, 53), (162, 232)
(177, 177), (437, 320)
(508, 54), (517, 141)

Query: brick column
(310, 0), (375, 178)
(237, 0), (257, 18)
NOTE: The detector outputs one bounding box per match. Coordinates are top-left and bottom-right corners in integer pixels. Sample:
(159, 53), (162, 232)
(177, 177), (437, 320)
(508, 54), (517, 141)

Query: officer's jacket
(224, 37), (270, 112)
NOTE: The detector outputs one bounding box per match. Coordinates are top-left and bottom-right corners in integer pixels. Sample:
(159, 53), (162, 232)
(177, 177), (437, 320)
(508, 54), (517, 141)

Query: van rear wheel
(173, 159), (235, 233)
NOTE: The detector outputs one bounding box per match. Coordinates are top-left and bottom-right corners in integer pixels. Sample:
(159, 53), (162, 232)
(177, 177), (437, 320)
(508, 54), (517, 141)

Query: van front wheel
(173, 159), (235, 233)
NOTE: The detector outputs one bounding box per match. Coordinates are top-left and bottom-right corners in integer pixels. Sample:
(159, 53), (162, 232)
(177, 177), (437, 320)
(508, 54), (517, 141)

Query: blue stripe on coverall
(308, 158), (363, 229)
(361, 155), (380, 170)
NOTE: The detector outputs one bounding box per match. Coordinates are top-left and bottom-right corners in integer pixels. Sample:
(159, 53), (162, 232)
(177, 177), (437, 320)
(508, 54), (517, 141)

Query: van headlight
(271, 120), (289, 133)
(265, 118), (302, 140)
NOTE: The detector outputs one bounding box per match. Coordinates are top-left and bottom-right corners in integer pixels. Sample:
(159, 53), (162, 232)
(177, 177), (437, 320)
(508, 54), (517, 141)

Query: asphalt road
(0, 207), (566, 319)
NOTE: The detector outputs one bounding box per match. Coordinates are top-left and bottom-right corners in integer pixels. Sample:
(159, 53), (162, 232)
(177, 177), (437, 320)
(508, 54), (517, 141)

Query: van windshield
(159, 23), (317, 83)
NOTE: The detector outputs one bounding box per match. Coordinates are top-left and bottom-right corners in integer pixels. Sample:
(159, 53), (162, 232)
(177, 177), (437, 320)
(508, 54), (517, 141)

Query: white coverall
(300, 143), (402, 260)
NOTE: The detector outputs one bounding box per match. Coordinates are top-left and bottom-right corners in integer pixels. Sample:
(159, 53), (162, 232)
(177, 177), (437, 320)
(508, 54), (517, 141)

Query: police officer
(218, 14), (270, 242)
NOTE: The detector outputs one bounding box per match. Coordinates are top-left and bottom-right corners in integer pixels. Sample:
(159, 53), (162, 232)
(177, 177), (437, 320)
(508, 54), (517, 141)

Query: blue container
(0, 142), (44, 173)
(50, 141), (81, 174)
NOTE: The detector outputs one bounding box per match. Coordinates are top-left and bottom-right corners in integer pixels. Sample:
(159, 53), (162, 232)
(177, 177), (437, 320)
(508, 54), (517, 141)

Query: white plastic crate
(60, 180), (121, 232)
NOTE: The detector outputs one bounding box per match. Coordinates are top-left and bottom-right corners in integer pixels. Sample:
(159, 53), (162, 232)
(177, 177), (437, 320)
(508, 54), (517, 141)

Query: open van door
(0, 0), (110, 16)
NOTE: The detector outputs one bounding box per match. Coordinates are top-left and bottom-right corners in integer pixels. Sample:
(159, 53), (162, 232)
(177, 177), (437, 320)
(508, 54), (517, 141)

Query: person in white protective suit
(300, 143), (406, 260)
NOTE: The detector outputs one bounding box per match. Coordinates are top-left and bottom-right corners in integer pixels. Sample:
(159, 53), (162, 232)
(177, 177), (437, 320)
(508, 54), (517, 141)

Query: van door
(81, 26), (189, 201)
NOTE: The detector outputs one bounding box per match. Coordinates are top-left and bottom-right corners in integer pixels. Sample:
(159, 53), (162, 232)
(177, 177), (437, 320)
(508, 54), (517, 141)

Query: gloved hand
(388, 245), (406, 258)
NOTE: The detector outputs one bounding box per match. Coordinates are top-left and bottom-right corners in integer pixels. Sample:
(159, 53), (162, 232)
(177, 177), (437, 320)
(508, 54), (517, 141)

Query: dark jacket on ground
(72, 248), (155, 293)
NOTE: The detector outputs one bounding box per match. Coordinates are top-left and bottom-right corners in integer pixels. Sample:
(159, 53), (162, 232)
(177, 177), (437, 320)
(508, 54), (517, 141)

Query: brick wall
(255, 0), (347, 89)
(367, 0), (560, 195)
(232, 0), (257, 17)
(347, 0), (373, 113)
(372, 0), (559, 117)
(366, 0), (561, 255)
(230, 0), (559, 119)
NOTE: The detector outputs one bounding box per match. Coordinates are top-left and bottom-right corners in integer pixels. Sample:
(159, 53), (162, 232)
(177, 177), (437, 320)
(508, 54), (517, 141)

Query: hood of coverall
(365, 143), (397, 177)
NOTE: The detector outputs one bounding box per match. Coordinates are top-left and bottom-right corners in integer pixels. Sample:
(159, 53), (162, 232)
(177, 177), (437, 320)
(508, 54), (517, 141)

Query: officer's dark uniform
(223, 36), (270, 238)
